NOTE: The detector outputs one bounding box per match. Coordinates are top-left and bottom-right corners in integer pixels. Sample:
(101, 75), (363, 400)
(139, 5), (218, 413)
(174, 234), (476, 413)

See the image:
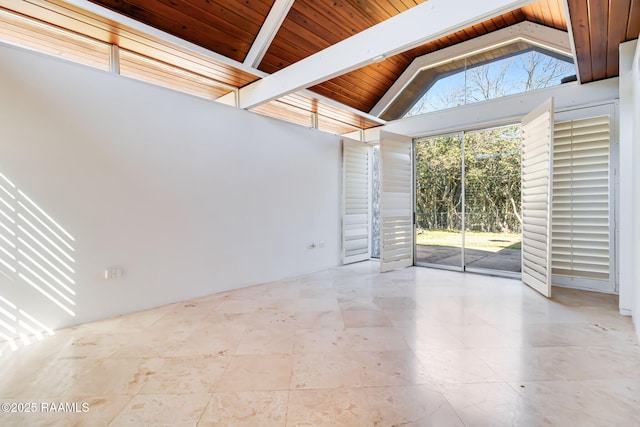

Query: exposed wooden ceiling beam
(243, 0), (295, 68)
(238, 0), (535, 110)
(561, 0), (582, 83)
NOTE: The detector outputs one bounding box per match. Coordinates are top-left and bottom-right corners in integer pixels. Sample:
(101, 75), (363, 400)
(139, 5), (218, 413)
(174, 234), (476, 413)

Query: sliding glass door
(464, 125), (522, 274)
(415, 133), (463, 269)
(414, 125), (522, 276)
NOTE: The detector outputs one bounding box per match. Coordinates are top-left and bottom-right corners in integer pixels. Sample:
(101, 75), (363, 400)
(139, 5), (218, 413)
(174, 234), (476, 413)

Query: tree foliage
(407, 50), (574, 116)
(411, 49), (571, 234)
(415, 125), (522, 234)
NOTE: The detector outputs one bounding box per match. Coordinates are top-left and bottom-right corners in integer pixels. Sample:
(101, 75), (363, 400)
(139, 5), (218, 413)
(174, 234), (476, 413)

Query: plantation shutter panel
(521, 98), (554, 297)
(552, 115), (610, 281)
(380, 130), (413, 273)
(342, 138), (370, 264)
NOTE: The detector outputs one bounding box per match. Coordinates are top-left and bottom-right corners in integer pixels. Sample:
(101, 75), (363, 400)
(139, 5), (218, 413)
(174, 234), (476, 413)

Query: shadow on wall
(0, 171), (76, 355)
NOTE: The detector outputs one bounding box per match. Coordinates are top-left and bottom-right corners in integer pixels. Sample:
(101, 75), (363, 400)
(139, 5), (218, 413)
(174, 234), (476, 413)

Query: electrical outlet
(104, 268), (123, 279)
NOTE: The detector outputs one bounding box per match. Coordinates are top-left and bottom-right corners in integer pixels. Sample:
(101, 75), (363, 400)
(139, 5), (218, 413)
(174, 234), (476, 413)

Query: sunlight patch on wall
(0, 172), (75, 354)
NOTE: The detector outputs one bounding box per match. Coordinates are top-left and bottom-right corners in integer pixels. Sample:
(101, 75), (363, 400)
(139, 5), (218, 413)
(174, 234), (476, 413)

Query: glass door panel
(463, 125), (522, 274)
(415, 134), (463, 268)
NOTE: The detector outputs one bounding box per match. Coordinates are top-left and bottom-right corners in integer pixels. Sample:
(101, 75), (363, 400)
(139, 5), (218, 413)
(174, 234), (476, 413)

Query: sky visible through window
(405, 49), (575, 117)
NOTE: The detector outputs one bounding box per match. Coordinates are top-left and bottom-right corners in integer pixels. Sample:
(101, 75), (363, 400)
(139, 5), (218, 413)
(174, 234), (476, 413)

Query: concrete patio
(416, 244), (522, 273)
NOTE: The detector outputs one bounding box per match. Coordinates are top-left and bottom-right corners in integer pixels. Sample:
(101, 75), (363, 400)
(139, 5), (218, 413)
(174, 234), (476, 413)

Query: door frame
(412, 126), (523, 279)
(552, 102), (618, 294)
(413, 131), (465, 273)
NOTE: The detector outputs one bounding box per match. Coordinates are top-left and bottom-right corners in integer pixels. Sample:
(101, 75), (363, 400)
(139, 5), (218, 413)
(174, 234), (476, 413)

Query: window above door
(372, 22), (576, 121)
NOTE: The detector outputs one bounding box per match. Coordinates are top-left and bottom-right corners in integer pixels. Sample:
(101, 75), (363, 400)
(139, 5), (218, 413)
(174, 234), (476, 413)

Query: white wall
(620, 41), (640, 338)
(0, 44), (342, 337)
(619, 40), (640, 340)
(619, 40), (637, 318)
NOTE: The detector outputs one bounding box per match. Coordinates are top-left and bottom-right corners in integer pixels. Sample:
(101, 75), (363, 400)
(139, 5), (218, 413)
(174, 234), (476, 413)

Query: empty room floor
(1, 261), (639, 426)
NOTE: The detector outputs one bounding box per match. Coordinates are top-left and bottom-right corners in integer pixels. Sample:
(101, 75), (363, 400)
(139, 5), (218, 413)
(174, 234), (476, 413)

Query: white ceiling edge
(238, 0), (535, 110)
(243, 0), (294, 68)
(369, 21), (573, 117)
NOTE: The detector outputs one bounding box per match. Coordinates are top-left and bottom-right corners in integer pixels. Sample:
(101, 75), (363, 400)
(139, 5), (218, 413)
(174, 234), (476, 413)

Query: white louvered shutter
(521, 98), (554, 297)
(552, 115), (610, 282)
(380, 131), (413, 273)
(342, 138), (370, 264)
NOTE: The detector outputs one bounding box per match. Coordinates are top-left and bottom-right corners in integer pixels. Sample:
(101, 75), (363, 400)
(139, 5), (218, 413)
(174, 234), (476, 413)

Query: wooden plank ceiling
(43, 0), (640, 127)
(566, 0), (640, 82)
(268, 0), (566, 112)
(91, 0), (276, 63)
(1, 0), (260, 88)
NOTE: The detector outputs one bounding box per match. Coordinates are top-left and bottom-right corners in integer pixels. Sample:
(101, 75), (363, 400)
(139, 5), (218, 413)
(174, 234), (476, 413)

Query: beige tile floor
(0, 261), (639, 426)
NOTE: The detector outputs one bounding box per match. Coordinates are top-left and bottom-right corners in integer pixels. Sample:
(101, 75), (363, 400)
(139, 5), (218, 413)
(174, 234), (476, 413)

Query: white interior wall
(623, 40), (640, 338)
(0, 44), (342, 336)
(619, 40), (637, 320)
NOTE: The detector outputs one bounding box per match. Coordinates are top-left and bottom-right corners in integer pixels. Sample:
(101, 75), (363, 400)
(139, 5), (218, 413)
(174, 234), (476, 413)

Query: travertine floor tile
(364, 384), (464, 426)
(200, 391), (288, 427)
(235, 327), (296, 355)
(397, 322), (468, 351)
(2, 357), (164, 399)
(510, 380), (640, 427)
(294, 310), (344, 330)
(291, 351), (363, 389)
(478, 345), (640, 382)
(442, 323), (515, 348)
(293, 328), (351, 353)
(140, 355), (229, 394)
(415, 349), (502, 384)
(171, 324), (245, 358)
(346, 326), (410, 352)
(297, 298), (340, 312)
(109, 393), (211, 427)
(214, 354), (292, 392)
(439, 382), (543, 426)
(286, 388), (373, 426)
(1, 262), (638, 426)
(341, 309), (393, 328)
(356, 350), (432, 386)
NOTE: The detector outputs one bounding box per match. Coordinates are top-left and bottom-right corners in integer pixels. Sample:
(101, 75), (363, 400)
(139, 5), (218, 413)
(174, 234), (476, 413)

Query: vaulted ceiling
(3, 0), (639, 133)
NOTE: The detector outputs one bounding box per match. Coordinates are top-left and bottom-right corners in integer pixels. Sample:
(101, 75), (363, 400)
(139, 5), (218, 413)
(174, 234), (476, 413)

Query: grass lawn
(416, 229), (521, 250)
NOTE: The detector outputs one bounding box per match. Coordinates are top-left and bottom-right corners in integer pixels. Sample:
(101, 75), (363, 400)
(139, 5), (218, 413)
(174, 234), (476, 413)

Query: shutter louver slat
(521, 98), (554, 297)
(380, 131), (413, 273)
(342, 139), (370, 264)
(551, 115), (610, 281)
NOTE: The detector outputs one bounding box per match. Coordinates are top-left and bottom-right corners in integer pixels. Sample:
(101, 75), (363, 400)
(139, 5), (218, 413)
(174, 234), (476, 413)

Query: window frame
(370, 21), (575, 119)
